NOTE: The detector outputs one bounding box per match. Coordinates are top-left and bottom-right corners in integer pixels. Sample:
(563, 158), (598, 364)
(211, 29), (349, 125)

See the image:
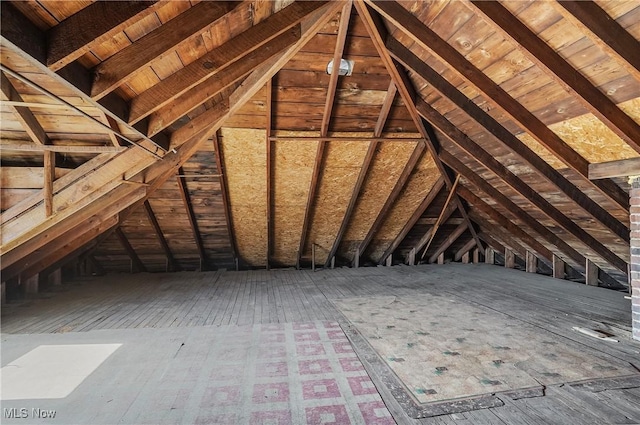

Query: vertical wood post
(585, 259), (599, 286)
(312, 243), (316, 272)
(354, 247), (359, 268)
(526, 251), (537, 273)
(629, 176), (640, 341)
(330, 256), (335, 269)
(437, 252), (444, 264)
(44, 151), (55, 216)
(461, 252), (469, 264)
(505, 248), (515, 268)
(485, 247), (494, 265)
(22, 274), (39, 297)
(552, 254), (565, 279)
(473, 248), (479, 264)
(407, 247), (416, 266)
(48, 268), (62, 286)
(385, 254), (392, 267)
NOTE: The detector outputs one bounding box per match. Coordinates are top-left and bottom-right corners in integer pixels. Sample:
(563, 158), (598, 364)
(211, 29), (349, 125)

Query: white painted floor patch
(1, 344), (121, 400)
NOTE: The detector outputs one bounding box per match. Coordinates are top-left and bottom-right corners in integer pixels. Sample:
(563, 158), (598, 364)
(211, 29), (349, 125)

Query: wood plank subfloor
(2, 264), (639, 424)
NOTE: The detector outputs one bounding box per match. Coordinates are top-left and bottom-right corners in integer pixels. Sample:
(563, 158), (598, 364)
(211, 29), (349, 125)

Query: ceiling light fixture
(326, 58), (354, 76)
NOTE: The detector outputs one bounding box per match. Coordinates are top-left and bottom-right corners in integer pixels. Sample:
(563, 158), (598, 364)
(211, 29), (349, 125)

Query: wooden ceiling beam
(128, 1), (329, 125)
(46, 1), (163, 71)
(388, 38), (629, 242)
(589, 157), (640, 180)
(323, 140), (377, 268)
(378, 177), (444, 264)
(367, 0), (629, 211)
(428, 220), (467, 264)
(355, 141), (426, 265)
(443, 150), (586, 269)
(470, 0), (640, 153)
(212, 132), (238, 264)
(91, 1), (235, 99)
(416, 97), (627, 273)
(457, 185), (553, 262)
(0, 144), (126, 153)
(552, 1), (640, 82)
(374, 81), (397, 137)
(0, 2), (170, 152)
(177, 166), (207, 271)
(143, 200), (178, 272)
(115, 227), (147, 273)
(354, 0), (483, 254)
(0, 72), (49, 145)
(147, 25), (300, 137)
(320, 1), (352, 137)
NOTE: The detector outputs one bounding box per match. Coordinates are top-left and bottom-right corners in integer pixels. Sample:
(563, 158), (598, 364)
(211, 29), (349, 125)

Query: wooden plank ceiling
(1, 0), (638, 286)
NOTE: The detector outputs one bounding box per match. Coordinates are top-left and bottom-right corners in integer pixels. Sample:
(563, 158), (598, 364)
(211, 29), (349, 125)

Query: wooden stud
(91, 2), (233, 99)
(472, 248), (479, 264)
(437, 252), (444, 265)
(379, 177), (444, 264)
(312, 243), (316, 272)
(407, 247), (416, 266)
(553, 254), (566, 280)
(417, 99), (627, 272)
(46, 1), (162, 71)
(330, 256), (335, 269)
(43, 151), (55, 217)
(586, 259), (599, 286)
(461, 252), (470, 264)
(177, 167), (207, 271)
(143, 200), (178, 272)
(266, 79), (273, 270)
(470, 1), (640, 154)
(526, 251), (537, 273)
(114, 227), (147, 273)
(485, 247), (495, 265)
(354, 247), (360, 268)
(552, 1), (640, 82)
(505, 248), (515, 269)
(372, 0), (629, 212)
(385, 254), (392, 267)
(388, 39), (629, 237)
(428, 221), (467, 264)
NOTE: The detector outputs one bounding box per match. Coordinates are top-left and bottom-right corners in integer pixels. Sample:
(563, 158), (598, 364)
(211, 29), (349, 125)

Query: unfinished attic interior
(1, 0), (640, 423)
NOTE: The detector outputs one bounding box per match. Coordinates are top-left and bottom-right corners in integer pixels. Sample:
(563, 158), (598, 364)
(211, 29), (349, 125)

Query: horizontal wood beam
(470, 0), (640, 153)
(268, 136), (423, 142)
(46, 1), (162, 71)
(589, 157), (640, 180)
(91, 1), (234, 99)
(387, 38), (629, 241)
(416, 97), (627, 273)
(0, 143), (127, 153)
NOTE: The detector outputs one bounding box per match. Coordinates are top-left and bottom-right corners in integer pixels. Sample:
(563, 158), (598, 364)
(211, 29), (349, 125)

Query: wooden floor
(2, 263), (640, 424)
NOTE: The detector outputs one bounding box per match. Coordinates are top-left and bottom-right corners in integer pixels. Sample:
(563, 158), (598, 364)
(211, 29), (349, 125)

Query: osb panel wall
(221, 128), (267, 266)
(305, 141), (369, 264)
(517, 97), (640, 169)
(339, 142), (417, 260)
(271, 139), (317, 265)
(366, 151), (441, 262)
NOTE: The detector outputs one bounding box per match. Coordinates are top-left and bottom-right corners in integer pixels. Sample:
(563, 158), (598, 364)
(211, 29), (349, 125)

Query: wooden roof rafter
(551, 0), (640, 82)
(469, 0), (640, 154)
(114, 227), (147, 273)
(212, 132), (238, 267)
(266, 78), (273, 270)
(416, 97), (627, 273)
(0, 72), (49, 146)
(297, 2), (351, 268)
(354, 0), (483, 260)
(143, 200), (179, 272)
(387, 38), (630, 243)
(366, 0), (630, 213)
(177, 166), (208, 271)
